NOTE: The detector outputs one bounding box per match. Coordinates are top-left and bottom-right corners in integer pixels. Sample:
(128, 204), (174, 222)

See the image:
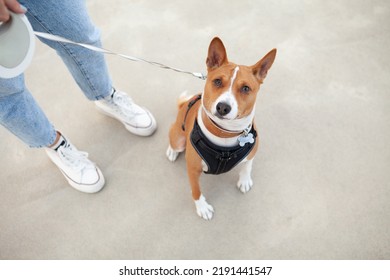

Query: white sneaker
(95, 89), (157, 136)
(45, 135), (105, 193)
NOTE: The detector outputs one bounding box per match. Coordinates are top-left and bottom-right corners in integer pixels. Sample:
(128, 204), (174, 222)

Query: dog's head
(202, 37), (276, 131)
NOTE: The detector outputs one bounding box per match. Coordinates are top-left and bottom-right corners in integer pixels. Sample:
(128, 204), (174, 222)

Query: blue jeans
(0, 0), (113, 148)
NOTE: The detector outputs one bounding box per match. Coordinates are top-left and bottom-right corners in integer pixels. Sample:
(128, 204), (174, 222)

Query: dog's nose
(216, 102), (231, 116)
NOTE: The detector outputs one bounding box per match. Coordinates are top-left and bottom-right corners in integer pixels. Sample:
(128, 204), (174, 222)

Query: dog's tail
(177, 91), (196, 109)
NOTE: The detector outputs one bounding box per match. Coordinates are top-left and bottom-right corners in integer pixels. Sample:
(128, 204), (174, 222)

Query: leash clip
(192, 72), (208, 80)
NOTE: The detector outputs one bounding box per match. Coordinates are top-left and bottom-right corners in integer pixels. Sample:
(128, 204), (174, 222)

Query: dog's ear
(206, 37), (228, 70)
(252, 49), (277, 82)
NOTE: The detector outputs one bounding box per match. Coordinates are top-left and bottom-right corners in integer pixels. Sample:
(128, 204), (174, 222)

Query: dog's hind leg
(167, 123), (186, 162)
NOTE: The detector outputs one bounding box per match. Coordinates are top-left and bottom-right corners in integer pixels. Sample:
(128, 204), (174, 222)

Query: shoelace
(111, 91), (144, 117)
(58, 144), (90, 172)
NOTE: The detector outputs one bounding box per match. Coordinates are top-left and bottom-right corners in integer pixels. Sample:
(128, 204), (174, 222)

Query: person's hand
(0, 0), (25, 22)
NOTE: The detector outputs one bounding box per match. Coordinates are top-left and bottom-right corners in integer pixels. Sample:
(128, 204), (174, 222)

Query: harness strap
(181, 94), (202, 131)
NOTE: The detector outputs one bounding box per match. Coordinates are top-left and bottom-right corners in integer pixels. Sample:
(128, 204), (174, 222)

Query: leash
(34, 31), (207, 80)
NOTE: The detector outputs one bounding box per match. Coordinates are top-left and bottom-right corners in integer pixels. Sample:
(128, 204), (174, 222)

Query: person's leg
(0, 75), (57, 148)
(0, 75), (104, 193)
(20, 0), (112, 100)
(20, 0), (157, 135)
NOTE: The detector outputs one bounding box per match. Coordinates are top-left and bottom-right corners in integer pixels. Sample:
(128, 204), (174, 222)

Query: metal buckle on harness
(217, 151), (237, 161)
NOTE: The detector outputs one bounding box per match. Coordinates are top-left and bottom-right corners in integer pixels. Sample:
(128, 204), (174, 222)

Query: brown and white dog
(167, 37), (276, 220)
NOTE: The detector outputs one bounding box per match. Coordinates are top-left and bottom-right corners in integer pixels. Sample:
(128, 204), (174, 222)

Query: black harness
(183, 95), (257, 175)
(190, 119), (257, 175)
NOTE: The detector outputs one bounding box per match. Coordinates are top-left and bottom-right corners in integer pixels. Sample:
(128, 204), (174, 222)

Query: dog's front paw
(194, 195), (214, 220)
(166, 145), (180, 162)
(237, 177), (253, 193)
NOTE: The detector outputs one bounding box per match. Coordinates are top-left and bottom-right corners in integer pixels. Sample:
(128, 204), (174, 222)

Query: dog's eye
(213, 78), (223, 88)
(241, 85), (251, 94)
